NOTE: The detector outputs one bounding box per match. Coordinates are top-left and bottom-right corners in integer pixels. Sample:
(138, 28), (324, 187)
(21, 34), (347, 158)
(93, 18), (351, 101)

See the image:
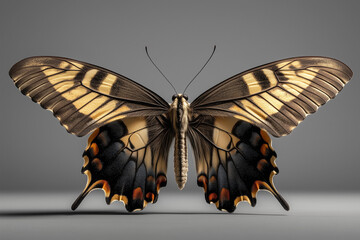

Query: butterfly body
(170, 94), (191, 189)
(9, 55), (352, 212)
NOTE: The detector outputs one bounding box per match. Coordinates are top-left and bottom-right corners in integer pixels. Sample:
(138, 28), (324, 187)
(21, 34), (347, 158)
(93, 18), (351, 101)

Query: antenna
(145, 46), (177, 94)
(183, 45), (216, 94)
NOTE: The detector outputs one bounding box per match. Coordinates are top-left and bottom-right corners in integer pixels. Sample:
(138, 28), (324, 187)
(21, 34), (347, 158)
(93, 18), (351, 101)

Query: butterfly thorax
(169, 94), (191, 189)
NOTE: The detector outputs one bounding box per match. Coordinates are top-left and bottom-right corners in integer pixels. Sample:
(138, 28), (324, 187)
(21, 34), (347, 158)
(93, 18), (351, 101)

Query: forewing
(191, 57), (352, 137)
(72, 115), (173, 212)
(188, 116), (289, 212)
(9, 56), (169, 136)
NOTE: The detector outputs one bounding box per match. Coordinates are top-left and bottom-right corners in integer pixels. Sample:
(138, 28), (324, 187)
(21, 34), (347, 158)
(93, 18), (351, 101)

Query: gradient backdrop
(1, 0), (359, 193)
(1, 1), (360, 240)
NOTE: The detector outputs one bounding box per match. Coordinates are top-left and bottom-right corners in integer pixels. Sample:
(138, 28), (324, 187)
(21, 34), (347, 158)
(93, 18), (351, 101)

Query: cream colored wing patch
(9, 56), (169, 136)
(191, 57), (353, 137)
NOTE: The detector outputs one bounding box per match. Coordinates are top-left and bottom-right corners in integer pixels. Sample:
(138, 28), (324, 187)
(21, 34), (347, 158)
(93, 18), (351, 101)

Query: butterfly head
(172, 93), (188, 101)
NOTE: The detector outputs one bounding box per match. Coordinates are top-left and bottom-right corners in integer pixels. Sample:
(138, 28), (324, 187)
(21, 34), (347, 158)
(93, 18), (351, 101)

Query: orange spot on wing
(156, 175), (167, 192)
(145, 192), (155, 202)
(209, 193), (218, 202)
(91, 158), (103, 170)
(257, 159), (268, 171)
(260, 144), (269, 156)
(147, 175), (155, 182)
(132, 187), (143, 200)
(220, 188), (230, 201)
(260, 129), (271, 143)
(197, 175), (208, 192)
(210, 176), (217, 183)
(90, 143), (99, 156)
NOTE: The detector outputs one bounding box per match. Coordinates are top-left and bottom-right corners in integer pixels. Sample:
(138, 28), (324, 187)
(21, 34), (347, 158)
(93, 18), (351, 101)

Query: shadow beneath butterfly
(0, 209), (286, 217)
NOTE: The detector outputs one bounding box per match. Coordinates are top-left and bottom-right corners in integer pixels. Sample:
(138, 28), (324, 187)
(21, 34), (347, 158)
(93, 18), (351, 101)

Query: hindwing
(188, 116), (289, 212)
(72, 116), (173, 212)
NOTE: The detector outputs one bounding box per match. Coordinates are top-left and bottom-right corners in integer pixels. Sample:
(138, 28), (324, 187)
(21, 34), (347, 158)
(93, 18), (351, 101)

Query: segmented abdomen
(174, 130), (188, 189)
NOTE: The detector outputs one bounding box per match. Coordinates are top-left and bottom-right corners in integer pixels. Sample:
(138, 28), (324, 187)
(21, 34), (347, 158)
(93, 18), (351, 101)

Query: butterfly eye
(172, 94), (177, 101)
(183, 94), (188, 100)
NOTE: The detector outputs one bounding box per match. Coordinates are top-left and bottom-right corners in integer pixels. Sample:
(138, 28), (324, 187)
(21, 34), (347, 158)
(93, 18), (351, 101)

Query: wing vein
(285, 83), (320, 106)
(258, 94), (299, 126)
(247, 98), (291, 134)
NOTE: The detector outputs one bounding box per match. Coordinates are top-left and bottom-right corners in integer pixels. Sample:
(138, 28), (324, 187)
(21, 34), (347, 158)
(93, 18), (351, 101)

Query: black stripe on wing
(9, 56), (169, 136)
(191, 57), (352, 137)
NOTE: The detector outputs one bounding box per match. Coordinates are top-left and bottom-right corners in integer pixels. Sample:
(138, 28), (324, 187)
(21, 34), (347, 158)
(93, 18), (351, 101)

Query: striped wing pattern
(191, 57), (353, 137)
(189, 116), (289, 212)
(9, 56), (169, 136)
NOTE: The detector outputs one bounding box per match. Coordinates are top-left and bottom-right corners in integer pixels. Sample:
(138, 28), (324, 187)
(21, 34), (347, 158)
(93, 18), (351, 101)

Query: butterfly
(9, 48), (352, 212)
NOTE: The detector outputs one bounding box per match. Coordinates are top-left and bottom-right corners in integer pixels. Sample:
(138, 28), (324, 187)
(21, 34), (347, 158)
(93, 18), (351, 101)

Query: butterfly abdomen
(174, 127), (188, 189)
(170, 95), (191, 189)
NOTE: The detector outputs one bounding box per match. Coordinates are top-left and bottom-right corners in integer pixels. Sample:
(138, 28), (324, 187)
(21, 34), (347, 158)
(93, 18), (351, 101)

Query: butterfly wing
(191, 57), (352, 137)
(73, 115), (173, 212)
(9, 56), (169, 136)
(10, 56), (173, 211)
(188, 116), (288, 212)
(189, 56), (352, 212)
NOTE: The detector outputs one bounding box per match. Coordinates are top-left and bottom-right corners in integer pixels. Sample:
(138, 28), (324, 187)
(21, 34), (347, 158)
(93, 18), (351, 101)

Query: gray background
(1, 0), (359, 193)
(1, 1), (360, 240)
(0, 0), (360, 192)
